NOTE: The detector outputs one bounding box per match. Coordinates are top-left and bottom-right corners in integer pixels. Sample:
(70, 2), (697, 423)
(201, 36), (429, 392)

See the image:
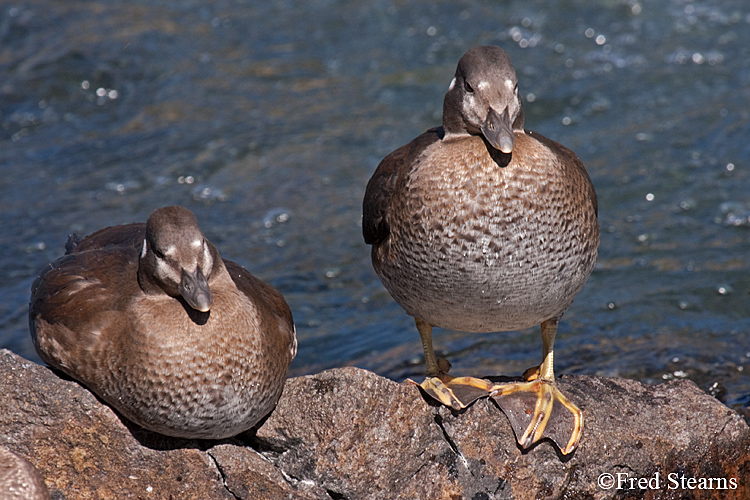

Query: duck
(362, 46), (599, 454)
(0, 447), (49, 500)
(29, 205), (297, 439)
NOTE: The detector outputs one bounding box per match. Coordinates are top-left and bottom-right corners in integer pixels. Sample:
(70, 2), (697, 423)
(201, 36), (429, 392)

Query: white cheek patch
(448, 77), (456, 91)
(164, 245), (177, 257)
(156, 258), (180, 282)
(191, 239), (202, 249)
(505, 79), (515, 91)
(155, 259), (167, 274)
(477, 80), (490, 91)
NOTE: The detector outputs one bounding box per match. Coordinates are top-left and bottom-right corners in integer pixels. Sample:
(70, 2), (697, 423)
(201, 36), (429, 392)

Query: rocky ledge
(1, 348), (748, 499)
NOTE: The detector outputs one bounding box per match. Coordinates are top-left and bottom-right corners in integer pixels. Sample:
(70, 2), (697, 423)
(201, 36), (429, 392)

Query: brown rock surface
(2, 348), (748, 499)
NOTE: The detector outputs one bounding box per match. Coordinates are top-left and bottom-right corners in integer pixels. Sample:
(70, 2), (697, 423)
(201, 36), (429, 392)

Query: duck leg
(411, 317), (499, 410)
(409, 317), (583, 455)
(489, 318), (583, 454)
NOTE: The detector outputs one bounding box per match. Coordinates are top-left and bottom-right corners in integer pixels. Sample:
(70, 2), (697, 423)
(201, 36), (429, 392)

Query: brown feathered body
(30, 206), (296, 439)
(364, 127), (598, 333)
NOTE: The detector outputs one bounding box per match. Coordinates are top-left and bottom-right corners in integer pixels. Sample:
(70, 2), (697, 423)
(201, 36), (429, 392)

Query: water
(2, 0), (749, 418)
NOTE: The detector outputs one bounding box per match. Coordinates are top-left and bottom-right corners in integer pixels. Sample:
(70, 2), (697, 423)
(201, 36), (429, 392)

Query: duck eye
(464, 79), (474, 93)
(151, 245), (169, 260)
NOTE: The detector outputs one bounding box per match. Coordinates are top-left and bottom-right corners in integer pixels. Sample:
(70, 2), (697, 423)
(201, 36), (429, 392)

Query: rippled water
(2, 0), (749, 418)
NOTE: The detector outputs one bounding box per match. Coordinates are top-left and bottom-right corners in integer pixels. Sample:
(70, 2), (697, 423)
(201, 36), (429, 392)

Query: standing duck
(363, 46), (599, 454)
(30, 205), (297, 439)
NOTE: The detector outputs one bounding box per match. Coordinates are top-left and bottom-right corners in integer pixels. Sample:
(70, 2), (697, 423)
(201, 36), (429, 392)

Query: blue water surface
(1, 0), (749, 415)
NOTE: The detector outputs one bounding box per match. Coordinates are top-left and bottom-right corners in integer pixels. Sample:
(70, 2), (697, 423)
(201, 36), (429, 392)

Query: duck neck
(137, 259), (162, 296)
(442, 90), (468, 138)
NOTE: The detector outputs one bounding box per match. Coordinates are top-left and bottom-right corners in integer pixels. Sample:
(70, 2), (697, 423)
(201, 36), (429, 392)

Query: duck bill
(480, 107), (514, 154)
(179, 268), (212, 312)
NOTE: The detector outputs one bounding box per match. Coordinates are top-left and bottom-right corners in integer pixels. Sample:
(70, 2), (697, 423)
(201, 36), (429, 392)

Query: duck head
(442, 46), (525, 154)
(139, 206), (216, 313)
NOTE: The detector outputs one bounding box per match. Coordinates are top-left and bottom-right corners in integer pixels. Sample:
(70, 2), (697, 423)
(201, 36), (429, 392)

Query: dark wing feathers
(67, 223), (146, 254)
(362, 127), (442, 245)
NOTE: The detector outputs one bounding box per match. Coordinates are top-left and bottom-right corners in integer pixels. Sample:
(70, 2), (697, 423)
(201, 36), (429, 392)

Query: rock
(1, 349), (236, 499)
(253, 368), (750, 500)
(251, 367), (462, 499)
(1, 348), (749, 499)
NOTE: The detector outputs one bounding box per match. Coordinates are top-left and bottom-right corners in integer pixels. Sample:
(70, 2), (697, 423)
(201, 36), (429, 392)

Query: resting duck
(30, 205), (297, 439)
(363, 46), (599, 454)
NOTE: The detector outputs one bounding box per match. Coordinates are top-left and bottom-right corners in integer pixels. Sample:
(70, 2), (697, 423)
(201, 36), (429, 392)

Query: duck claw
(408, 375), (496, 410)
(409, 375), (583, 455)
(490, 379), (582, 455)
